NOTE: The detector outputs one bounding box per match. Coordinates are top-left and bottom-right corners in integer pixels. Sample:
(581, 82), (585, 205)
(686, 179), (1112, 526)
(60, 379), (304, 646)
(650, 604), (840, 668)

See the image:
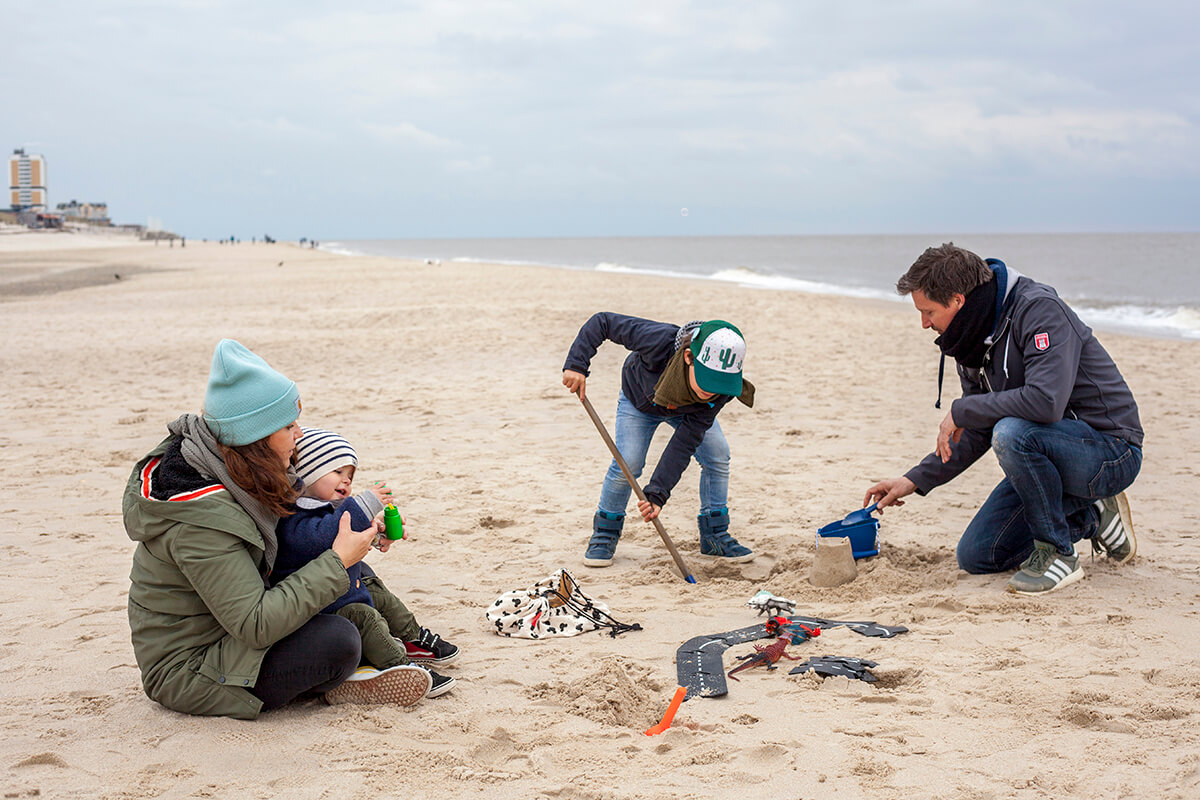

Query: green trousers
(334, 574), (421, 669)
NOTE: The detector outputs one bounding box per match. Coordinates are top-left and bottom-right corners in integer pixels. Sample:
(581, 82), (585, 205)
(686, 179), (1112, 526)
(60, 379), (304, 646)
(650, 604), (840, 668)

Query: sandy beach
(1, 231), (1198, 799)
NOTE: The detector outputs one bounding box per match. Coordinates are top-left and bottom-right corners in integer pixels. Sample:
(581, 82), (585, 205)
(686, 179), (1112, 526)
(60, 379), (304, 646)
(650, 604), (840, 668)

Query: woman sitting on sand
(122, 339), (431, 718)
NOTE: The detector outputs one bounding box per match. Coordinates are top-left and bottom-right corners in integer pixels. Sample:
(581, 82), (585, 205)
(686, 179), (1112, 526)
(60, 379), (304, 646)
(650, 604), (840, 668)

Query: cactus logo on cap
(689, 320), (745, 397)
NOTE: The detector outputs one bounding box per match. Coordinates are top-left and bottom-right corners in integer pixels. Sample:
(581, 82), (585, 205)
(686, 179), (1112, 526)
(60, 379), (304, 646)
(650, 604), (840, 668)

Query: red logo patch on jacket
(1034, 332), (1050, 351)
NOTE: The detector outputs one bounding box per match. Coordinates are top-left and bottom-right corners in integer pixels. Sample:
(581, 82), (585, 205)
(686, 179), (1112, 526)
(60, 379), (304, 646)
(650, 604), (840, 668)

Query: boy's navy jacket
(564, 312), (733, 508)
(273, 494), (381, 612)
(906, 261), (1143, 495)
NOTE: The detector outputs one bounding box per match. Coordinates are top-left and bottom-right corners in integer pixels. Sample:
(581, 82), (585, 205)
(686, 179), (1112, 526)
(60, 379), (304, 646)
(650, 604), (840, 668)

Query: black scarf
(935, 278), (997, 369)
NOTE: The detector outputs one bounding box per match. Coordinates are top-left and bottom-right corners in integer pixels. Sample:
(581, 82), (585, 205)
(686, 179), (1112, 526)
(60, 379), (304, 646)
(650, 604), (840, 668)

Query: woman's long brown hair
(220, 438), (297, 517)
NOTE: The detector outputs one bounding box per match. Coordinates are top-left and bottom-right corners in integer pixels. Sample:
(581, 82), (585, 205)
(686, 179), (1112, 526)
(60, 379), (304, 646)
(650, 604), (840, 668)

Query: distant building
(56, 199), (110, 224)
(15, 210), (63, 229)
(9, 148), (47, 211)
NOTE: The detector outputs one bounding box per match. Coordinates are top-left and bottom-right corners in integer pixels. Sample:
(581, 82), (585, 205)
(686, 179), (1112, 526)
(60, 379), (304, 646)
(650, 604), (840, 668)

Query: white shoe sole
(582, 556), (613, 567)
(324, 665), (431, 707)
(425, 674), (456, 698)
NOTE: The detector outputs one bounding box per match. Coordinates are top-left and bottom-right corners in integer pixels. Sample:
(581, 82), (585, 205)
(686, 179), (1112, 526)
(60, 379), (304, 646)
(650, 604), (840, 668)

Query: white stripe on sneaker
(1099, 516), (1126, 546)
(1046, 560), (1073, 582)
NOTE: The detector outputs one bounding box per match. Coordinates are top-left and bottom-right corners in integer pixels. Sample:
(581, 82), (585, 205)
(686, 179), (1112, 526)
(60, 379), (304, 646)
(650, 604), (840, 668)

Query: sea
(322, 233), (1200, 340)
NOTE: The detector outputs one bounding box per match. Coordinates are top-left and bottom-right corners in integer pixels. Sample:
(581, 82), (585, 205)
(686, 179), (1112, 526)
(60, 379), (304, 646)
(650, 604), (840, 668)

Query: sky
(7, 1), (1199, 240)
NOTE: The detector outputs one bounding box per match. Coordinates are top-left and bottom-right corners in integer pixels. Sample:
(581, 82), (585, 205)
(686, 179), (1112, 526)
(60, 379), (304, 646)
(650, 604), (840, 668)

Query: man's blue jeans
(597, 391), (730, 516)
(957, 416), (1142, 574)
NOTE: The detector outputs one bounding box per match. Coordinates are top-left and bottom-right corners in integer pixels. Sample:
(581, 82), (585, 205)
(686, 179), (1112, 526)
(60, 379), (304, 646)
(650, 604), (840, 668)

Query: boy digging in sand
(563, 314), (755, 567)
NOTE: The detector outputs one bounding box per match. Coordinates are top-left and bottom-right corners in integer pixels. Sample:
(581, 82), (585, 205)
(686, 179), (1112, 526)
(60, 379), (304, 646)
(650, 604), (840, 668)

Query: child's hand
(368, 480), (395, 504)
(637, 499), (661, 522)
(370, 512), (406, 552)
(370, 518), (393, 552)
(562, 370), (587, 401)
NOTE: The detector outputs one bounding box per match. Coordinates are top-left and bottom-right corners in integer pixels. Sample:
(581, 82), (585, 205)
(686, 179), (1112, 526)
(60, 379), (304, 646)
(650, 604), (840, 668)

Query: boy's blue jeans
(956, 416), (1142, 574)
(597, 391), (730, 517)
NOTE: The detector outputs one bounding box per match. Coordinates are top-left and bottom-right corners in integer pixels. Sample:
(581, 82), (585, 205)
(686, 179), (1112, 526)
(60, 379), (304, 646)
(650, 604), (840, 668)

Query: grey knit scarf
(167, 413), (293, 573)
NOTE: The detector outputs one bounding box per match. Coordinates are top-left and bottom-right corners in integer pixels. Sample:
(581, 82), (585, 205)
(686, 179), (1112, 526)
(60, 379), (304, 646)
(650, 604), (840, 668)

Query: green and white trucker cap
(689, 320), (745, 396)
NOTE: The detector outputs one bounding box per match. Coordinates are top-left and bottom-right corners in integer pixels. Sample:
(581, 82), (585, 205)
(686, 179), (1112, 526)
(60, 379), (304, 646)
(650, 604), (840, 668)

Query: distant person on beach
(864, 244), (1143, 595)
(123, 339), (432, 718)
(563, 315), (756, 567)
(272, 428), (459, 699)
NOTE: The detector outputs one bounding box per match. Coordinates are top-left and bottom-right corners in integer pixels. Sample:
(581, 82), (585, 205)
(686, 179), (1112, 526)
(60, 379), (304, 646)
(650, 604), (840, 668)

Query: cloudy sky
(7, 1), (1197, 239)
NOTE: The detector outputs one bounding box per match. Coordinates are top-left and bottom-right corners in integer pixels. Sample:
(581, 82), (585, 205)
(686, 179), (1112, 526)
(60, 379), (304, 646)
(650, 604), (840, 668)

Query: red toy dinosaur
(727, 628), (805, 681)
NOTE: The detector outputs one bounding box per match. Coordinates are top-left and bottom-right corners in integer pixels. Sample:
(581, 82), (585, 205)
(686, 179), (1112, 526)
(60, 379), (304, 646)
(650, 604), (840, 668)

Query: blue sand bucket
(816, 503), (880, 559)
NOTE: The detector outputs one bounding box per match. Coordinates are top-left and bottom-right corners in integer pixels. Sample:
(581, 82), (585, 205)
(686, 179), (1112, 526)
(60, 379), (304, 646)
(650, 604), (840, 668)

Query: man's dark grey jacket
(906, 262), (1143, 494)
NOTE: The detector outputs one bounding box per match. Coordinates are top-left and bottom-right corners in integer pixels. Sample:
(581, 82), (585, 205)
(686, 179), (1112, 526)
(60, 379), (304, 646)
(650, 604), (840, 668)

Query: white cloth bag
(485, 569), (612, 639)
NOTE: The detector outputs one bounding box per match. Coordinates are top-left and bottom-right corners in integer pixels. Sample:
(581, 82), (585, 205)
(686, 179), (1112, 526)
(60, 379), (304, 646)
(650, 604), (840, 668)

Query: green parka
(123, 438), (350, 719)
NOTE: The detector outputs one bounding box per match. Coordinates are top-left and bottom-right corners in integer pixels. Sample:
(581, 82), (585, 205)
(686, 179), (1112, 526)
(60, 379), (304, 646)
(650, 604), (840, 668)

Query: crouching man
(865, 244), (1143, 595)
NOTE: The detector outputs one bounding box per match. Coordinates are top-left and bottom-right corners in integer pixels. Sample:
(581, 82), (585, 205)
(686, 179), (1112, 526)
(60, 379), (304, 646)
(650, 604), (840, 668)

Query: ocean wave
(316, 241), (366, 257)
(707, 266), (902, 302)
(317, 240), (1200, 340)
(1075, 303), (1200, 340)
(448, 255), (578, 269)
(594, 261), (904, 303)
(594, 261), (710, 280)
(590, 261), (1200, 337)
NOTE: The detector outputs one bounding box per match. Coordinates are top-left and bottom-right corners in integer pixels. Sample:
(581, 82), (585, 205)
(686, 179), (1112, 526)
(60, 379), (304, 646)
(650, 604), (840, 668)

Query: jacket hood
(985, 258), (1023, 336)
(123, 445), (260, 547)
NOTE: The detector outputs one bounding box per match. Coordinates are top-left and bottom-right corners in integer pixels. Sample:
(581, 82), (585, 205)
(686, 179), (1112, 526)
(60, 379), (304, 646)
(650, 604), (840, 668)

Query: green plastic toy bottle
(383, 504), (405, 540)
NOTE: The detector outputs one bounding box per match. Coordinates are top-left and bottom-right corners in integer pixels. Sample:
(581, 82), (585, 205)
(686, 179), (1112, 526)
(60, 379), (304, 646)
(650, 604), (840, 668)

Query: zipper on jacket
(980, 314), (1012, 394)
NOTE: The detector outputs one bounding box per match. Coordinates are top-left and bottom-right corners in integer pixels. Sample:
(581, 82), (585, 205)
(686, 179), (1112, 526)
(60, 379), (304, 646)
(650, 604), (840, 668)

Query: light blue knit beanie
(202, 339), (301, 446)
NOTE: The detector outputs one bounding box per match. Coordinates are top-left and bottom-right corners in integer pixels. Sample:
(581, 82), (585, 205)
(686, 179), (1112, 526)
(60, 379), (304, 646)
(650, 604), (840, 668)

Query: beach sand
(1, 232), (1198, 799)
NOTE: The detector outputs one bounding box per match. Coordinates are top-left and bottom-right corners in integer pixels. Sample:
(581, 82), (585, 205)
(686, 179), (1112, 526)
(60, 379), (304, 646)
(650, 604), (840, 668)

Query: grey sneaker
(1007, 540), (1084, 595)
(1092, 493), (1136, 564)
(324, 665), (431, 707)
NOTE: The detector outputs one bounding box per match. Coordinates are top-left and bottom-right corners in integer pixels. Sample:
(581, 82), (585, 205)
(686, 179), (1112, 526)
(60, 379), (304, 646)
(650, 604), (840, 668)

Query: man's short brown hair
(896, 243), (993, 305)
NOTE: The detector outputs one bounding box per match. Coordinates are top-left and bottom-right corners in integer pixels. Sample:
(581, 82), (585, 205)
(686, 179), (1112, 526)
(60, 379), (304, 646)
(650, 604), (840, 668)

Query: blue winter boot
(698, 509), (754, 563)
(584, 511), (624, 567)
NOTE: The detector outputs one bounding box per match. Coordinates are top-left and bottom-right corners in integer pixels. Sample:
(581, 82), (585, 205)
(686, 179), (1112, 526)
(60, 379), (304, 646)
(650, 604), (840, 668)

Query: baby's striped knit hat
(294, 427), (358, 486)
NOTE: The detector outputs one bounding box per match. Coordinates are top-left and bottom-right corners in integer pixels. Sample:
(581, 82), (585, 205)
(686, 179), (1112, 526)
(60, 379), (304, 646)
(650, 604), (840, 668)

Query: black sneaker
(1092, 493), (1136, 564)
(421, 666), (456, 698)
(403, 627), (459, 665)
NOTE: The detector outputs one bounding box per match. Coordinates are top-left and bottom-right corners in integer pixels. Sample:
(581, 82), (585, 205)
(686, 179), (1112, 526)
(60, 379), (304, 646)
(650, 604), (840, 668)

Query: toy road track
(676, 615), (907, 700)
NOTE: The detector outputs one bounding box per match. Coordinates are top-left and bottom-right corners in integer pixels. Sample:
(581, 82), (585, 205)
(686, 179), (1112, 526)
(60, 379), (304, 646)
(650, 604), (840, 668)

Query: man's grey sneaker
(1092, 493), (1136, 564)
(324, 664), (431, 707)
(1007, 540), (1084, 595)
(420, 666), (456, 698)
(403, 627), (459, 665)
